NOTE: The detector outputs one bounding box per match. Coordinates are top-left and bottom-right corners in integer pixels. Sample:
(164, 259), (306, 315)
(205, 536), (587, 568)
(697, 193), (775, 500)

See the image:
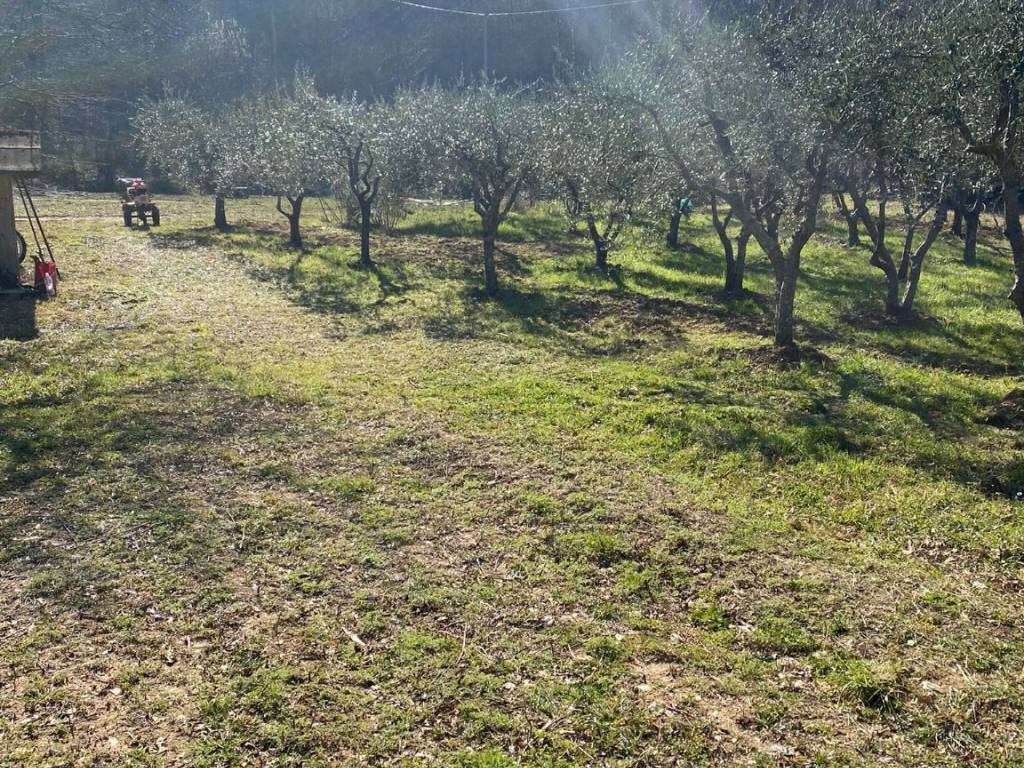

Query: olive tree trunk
(833, 192), (860, 246)
(711, 197), (746, 295)
(999, 165), (1024, 320)
(478, 204), (501, 296)
(586, 218), (609, 271)
(482, 231), (499, 295)
(666, 203), (683, 248)
(850, 179), (944, 316)
(359, 198), (373, 268)
(897, 203), (948, 316)
(897, 219), (916, 282)
(276, 195), (305, 249)
(883, 264), (902, 315)
(214, 195), (228, 230)
(472, 178), (521, 297)
(952, 104), (1024, 321)
(773, 253), (800, 348)
(736, 195), (822, 349)
(963, 208), (980, 266)
(728, 228), (750, 295)
(742, 158), (827, 349)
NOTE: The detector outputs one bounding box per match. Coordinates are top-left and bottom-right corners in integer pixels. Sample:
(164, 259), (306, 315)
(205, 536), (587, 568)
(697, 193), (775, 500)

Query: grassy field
(1, 191), (1022, 767)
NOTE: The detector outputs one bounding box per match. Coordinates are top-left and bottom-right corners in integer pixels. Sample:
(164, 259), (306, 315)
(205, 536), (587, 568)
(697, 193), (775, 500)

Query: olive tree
(620, 7), (847, 347)
(538, 83), (665, 272)
(831, 187), (862, 247)
(832, 6), (952, 317)
(329, 97), (384, 267)
(228, 71), (335, 248)
(946, 161), (995, 267)
(664, 194), (694, 250)
(708, 188), (778, 297)
(927, 0), (1024, 320)
(396, 82), (540, 295)
(135, 96), (235, 229)
(374, 103), (424, 234)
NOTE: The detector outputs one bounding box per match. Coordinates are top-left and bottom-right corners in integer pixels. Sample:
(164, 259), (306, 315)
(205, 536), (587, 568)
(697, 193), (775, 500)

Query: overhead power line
(386, 0), (653, 17)
(387, 0), (655, 76)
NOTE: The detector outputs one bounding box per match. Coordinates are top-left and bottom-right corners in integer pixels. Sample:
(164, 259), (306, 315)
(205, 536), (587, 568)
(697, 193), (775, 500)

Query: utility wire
(387, 0), (652, 17)
(387, 0), (655, 75)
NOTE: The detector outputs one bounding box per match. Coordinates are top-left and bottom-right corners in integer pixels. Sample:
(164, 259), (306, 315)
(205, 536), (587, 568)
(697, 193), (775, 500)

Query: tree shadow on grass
(366, 262), (404, 299)
(147, 226), (223, 250)
(393, 207), (572, 246)
(503, 211), (578, 245)
(496, 246), (532, 278)
(421, 281), (778, 356)
(815, 305), (1024, 377)
(0, 291), (37, 340)
(774, 364), (1023, 502)
(152, 225), (413, 318)
(649, 240), (736, 280)
(800, 264), (886, 304)
(140, 221), (1022, 509)
(0, 376), (257, 614)
(633, 354), (1022, 507)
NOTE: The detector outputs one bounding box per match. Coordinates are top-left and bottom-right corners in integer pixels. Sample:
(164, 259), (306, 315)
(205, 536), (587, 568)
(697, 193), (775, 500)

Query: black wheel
(15, 231), (27, 263)
(151, 207), (161, 226)
(123, 208), (132, 227)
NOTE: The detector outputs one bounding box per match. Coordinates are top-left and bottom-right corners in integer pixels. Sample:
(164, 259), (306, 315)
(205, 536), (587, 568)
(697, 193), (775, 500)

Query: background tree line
(0, 0), (665, 187)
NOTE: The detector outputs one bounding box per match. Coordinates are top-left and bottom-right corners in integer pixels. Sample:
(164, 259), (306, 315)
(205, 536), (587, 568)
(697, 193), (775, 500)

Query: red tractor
(116, 177), (161, 227)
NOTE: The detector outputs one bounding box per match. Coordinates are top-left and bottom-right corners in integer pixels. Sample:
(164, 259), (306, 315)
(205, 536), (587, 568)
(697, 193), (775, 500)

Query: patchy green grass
(1, 192), (1022, 766)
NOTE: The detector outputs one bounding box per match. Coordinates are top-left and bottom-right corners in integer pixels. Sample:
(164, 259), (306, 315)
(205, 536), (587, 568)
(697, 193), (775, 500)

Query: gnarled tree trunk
(473, 176), (521, 297)
(711, 197), (745, 295)
(735, 189), (822, 349)
(586, 218), (609, 271)
(834, 192), (860, 246)
(728, 227), (750, 295)
(276, 195), (304, 249)
(897, 203), (948, 316)
(897, 218), (916, 282)
(346, 143), (380, 268)
(477, 201), (502, 296)
(774, 255), (800, 349)
(952, 94), (1024, 321)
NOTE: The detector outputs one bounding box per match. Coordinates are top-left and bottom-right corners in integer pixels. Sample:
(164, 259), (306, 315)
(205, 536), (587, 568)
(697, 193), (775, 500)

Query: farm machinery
(0, 129), (58, 296)
(116, 177), (161, 227)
